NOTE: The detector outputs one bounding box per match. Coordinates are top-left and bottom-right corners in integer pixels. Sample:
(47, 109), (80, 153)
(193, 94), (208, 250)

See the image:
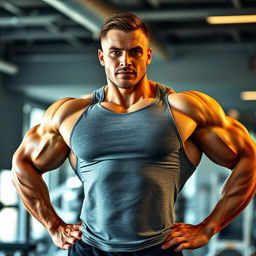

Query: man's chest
(70, 103), (181, 162)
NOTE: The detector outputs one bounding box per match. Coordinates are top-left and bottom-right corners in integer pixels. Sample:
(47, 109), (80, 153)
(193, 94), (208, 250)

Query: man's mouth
(116, 70), (136, 75)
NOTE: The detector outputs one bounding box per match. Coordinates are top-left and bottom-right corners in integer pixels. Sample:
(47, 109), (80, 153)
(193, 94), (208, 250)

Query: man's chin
(119, 84), (132, 89)
(107, 76), (139, 89)
(114, 81), (136, 89)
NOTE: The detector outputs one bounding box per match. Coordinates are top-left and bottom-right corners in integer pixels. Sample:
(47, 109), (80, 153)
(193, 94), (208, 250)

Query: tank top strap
(159, 84), (184, 148)
(91, 86), (105, 104)
(156, 83), (175, 101)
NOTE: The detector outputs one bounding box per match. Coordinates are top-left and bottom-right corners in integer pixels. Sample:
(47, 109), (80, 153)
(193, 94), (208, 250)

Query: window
(0, 170), (18, 242)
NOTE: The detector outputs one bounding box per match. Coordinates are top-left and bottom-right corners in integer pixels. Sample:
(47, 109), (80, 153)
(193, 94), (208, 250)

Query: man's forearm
(201, 153), (256, 236)
(12, 159), (64, 233)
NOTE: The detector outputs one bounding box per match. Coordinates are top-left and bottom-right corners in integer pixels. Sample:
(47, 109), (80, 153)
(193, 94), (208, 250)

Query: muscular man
(12, 13), (255, 256)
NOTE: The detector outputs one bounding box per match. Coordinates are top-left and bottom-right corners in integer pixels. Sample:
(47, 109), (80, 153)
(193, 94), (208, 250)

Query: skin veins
(12, 27), (256, 252)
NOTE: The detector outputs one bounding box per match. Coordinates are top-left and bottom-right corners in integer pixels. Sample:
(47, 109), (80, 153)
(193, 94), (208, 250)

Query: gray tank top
(70, 84), (196, 252)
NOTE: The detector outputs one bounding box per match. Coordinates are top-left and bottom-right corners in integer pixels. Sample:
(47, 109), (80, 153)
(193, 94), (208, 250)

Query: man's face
(98, 29), (152, 89)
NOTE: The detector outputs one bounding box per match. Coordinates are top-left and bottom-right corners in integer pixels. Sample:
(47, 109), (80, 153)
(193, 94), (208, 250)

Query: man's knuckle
(188, 241), (194, 247)
(172, 238), (179, 243)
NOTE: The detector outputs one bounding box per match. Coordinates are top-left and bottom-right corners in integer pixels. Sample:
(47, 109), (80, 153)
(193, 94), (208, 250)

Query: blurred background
(0, 0), (256, 255)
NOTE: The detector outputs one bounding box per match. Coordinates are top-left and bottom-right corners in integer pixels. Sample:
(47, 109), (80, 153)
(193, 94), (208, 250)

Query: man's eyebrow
(132, 46), (143, 50)
(109, 47), (123, 51)
(108, 46), (143, 51)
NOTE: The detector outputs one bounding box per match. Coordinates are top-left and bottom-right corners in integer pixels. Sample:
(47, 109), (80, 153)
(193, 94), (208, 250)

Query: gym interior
(0, 1), (256, 255)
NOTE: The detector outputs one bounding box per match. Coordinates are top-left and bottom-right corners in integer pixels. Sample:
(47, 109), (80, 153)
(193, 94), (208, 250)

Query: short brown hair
(100, 13), (149, 40)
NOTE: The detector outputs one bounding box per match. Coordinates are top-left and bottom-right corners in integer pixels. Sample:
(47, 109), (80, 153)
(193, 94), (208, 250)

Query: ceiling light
(240, 91), (256, 100)
(0, 60), (18, 75)
(207, 15), (256, 24)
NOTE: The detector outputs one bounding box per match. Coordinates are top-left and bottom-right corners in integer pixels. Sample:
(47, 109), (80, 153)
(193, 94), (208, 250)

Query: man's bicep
(192, 118), (250, 169)
(13, 124), (70, 174)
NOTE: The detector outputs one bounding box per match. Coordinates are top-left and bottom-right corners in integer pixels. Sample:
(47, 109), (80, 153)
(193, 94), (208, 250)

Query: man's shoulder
(167, 90), (212, 109)
(168, 91), (226, 126)
(42, 94), (93, 128)
(168, 90), (208, 99)
(50, 95), (93, 114)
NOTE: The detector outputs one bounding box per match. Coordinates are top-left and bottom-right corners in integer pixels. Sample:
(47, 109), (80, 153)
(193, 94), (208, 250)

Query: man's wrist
(46, 217), (65, 235)
(200, 220), (220, 238)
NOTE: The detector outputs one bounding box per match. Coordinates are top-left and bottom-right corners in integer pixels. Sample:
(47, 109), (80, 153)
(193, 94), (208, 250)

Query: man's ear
(146, 48), (152, 65)
(98, 49), (104, 66)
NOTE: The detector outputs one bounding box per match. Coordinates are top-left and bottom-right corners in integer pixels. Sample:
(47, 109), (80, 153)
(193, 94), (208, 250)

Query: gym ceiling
(0, 0), (256, 118)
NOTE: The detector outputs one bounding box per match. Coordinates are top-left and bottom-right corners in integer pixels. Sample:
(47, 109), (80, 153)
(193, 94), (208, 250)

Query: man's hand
(161, 223), (213, 252)
(50, 222), (82, 250)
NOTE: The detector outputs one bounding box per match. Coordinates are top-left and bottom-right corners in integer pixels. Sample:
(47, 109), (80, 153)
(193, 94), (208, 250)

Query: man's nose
(120, 52), (132, 67)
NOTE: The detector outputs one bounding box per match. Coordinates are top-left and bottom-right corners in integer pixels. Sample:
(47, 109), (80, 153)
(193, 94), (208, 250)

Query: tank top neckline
(96, 83), (161, 116)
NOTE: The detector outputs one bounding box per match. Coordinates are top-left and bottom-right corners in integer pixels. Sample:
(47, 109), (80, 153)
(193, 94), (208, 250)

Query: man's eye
(110, 51), (121, 56)
(131, 49), (142, 56)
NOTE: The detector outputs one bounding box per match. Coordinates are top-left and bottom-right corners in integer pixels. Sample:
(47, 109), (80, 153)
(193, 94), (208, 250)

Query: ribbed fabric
(70, 84), (196, 252)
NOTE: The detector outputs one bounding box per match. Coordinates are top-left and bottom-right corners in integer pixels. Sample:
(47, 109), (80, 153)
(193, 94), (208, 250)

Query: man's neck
(104, 79), (157, 109)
